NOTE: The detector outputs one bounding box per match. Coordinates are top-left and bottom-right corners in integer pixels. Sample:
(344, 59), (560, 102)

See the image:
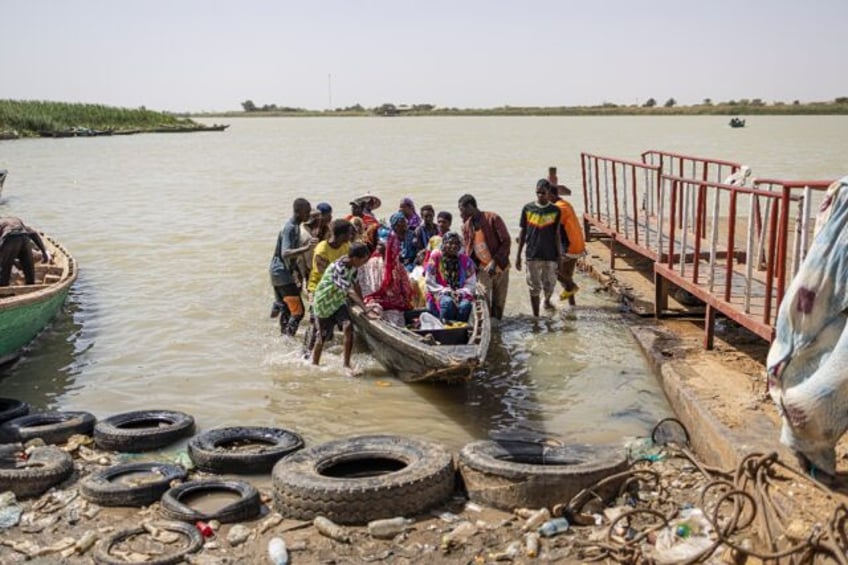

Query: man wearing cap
(458, 194), (511, 320)
(515, 180), (562, 316)
(269, 198), (318, 336)
(315, 202), (333, 241)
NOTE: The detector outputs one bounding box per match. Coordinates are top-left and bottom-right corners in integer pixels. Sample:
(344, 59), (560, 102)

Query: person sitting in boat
(0, 216), (51, 286)
(412, 205), (440, 257)
(310, 242), (375, 373)
(424, 231), (477, 324)
(364, 213), (413, 316)
(398, 196), (422, 231)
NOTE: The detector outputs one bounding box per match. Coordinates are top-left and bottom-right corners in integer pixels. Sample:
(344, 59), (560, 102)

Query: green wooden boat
(0, 233), (77, 365)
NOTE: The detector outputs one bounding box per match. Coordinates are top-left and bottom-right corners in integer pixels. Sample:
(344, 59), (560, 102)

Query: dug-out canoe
(350, 293), (491, 383)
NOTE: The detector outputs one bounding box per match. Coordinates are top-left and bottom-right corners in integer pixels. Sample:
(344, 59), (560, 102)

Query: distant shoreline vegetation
(0, 100), (204, 137)
(194, 97), (848, 117)
(2, 98), (848, 138)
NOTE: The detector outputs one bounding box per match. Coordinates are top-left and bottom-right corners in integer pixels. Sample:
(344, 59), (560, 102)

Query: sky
(3, 0), (847, 113)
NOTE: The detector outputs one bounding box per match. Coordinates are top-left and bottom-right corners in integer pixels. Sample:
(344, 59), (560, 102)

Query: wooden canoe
(0, 233), (77, 365)
(350, 291), (491, 383)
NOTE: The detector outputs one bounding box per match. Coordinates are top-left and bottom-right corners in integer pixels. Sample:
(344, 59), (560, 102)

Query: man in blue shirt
(269, 198), (317, 336)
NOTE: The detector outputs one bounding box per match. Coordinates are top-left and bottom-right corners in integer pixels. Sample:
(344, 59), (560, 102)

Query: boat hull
(0, 235), (77, 365)
(350, 294), (491, 383)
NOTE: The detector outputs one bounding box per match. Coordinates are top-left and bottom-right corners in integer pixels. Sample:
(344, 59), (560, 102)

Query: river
(1, 115), (845, 452)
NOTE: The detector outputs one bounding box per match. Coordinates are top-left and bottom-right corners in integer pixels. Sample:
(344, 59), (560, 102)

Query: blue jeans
(433, 294), (472, 323)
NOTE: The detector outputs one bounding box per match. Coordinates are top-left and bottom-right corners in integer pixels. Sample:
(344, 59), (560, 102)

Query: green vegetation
(0, 100), (200, 136)
(201, 97), (848, 118)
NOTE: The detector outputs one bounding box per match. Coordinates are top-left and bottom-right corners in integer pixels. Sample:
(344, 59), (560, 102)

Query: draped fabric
(767, 176), (848, 475)
(424, 249), (476, 315)
(364, 231), (412, 311)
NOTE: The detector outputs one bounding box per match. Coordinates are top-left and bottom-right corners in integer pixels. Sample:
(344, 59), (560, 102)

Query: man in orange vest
(547, 182), (585, 305)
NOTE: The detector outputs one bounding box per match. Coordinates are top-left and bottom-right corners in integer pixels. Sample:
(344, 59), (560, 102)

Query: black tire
(94, 410), (195, 452)
(94, 520), (203, 565)
(0, 445), (74, 498)
(458, 440), (629, 511)
(80, 462), (188, 507)
(159, 479), (260, 523)
(188, 426), (304, 474)
(0, 397), (30, 424)
(0, 411), (96, 445)
(271, 434), (455, 525)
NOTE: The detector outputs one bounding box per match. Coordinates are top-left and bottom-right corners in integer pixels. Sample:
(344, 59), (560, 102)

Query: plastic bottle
(538, 517), (570, 537)
(521, 508), (551, 532)
(268, 537), (288, 565)
(367, 516), (413, 539)
(440, 521), (477, 551)
(525, 532), (540, 557)
(314, 516), (350, 543)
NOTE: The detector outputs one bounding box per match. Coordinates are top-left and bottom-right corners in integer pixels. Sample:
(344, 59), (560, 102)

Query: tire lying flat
(94, 410), (195, 452)
(159, 479), (261, 523)
(94, 520), (203, 565)
(458, 440), (628, 511)
(0, 446), (74, 498)
(80, 462), (188, 507)
(0, 398), (30, 425)
(188, 426), (304, 474)
(0, 411), (95, 445)
(272, 434), (454, 524)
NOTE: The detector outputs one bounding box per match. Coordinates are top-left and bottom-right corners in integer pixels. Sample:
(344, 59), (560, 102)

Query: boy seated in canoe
(310, 242), (375, 373)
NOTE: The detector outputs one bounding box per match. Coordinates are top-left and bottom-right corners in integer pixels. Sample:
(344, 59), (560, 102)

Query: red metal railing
(581, 148), (835, 348)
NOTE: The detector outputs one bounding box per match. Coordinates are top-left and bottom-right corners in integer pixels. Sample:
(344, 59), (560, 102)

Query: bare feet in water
(345, 366), (362, 378)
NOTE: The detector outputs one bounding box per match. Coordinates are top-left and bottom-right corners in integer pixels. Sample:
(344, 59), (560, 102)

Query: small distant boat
(729, 117), (746, 128)
(151, 124), (230, 133)
(350, 292), (491, 383)
(0, 233), (77, 366)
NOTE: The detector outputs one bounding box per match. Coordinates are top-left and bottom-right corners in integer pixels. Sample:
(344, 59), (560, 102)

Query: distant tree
(726, 100), (738, 106)
(793, 100), (800, 105)
(835, 96), (848, 104)
(241, 100), (257, 112)
(643, 98), (657, 108)
(663, 98), (676, 108)
(702, 98), (713, 106)
(751, 98), (765, 106)
(412, 104), (435, 111)
(375, 103), (397, 115)
(738, 99), (750, 106)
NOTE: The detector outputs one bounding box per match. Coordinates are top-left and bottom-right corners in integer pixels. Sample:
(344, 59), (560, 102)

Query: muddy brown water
(1, 116), (844, 455)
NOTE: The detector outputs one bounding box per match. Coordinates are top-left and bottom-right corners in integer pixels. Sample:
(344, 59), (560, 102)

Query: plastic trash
(521, 508), (551, 532)
(538, 517), (570, 537)
(268, 537), (289, 565)
(525, 531), (540, 557)
(367, 516), (413, 539)
(489, 540), (521, 561)
(195, 521), (214, 538)
(314, 516), (350, 543)
(654, 508), (714, 564)
(441, 521), (477, 551)
(419, 312), (444, 330)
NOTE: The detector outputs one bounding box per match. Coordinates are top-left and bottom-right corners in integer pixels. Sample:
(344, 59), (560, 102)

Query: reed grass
(0, 100), (197, 135)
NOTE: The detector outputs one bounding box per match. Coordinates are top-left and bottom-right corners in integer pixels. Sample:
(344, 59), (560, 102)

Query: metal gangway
(580, 149), (833, 348)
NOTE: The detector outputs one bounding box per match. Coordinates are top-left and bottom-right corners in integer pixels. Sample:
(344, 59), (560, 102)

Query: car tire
(0, 445), (74, 498)
(0, 411), (95, 445)
(271, 434), (454, 524)
(0, 397), (30, 425)
(94, 410), (195, 452)
(188, 426), (304, 474)
(159, 479), (261, 524)
(94, 520), (203, 565)
(458, 439), (628, 511)
(80, 462), (188, 507)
